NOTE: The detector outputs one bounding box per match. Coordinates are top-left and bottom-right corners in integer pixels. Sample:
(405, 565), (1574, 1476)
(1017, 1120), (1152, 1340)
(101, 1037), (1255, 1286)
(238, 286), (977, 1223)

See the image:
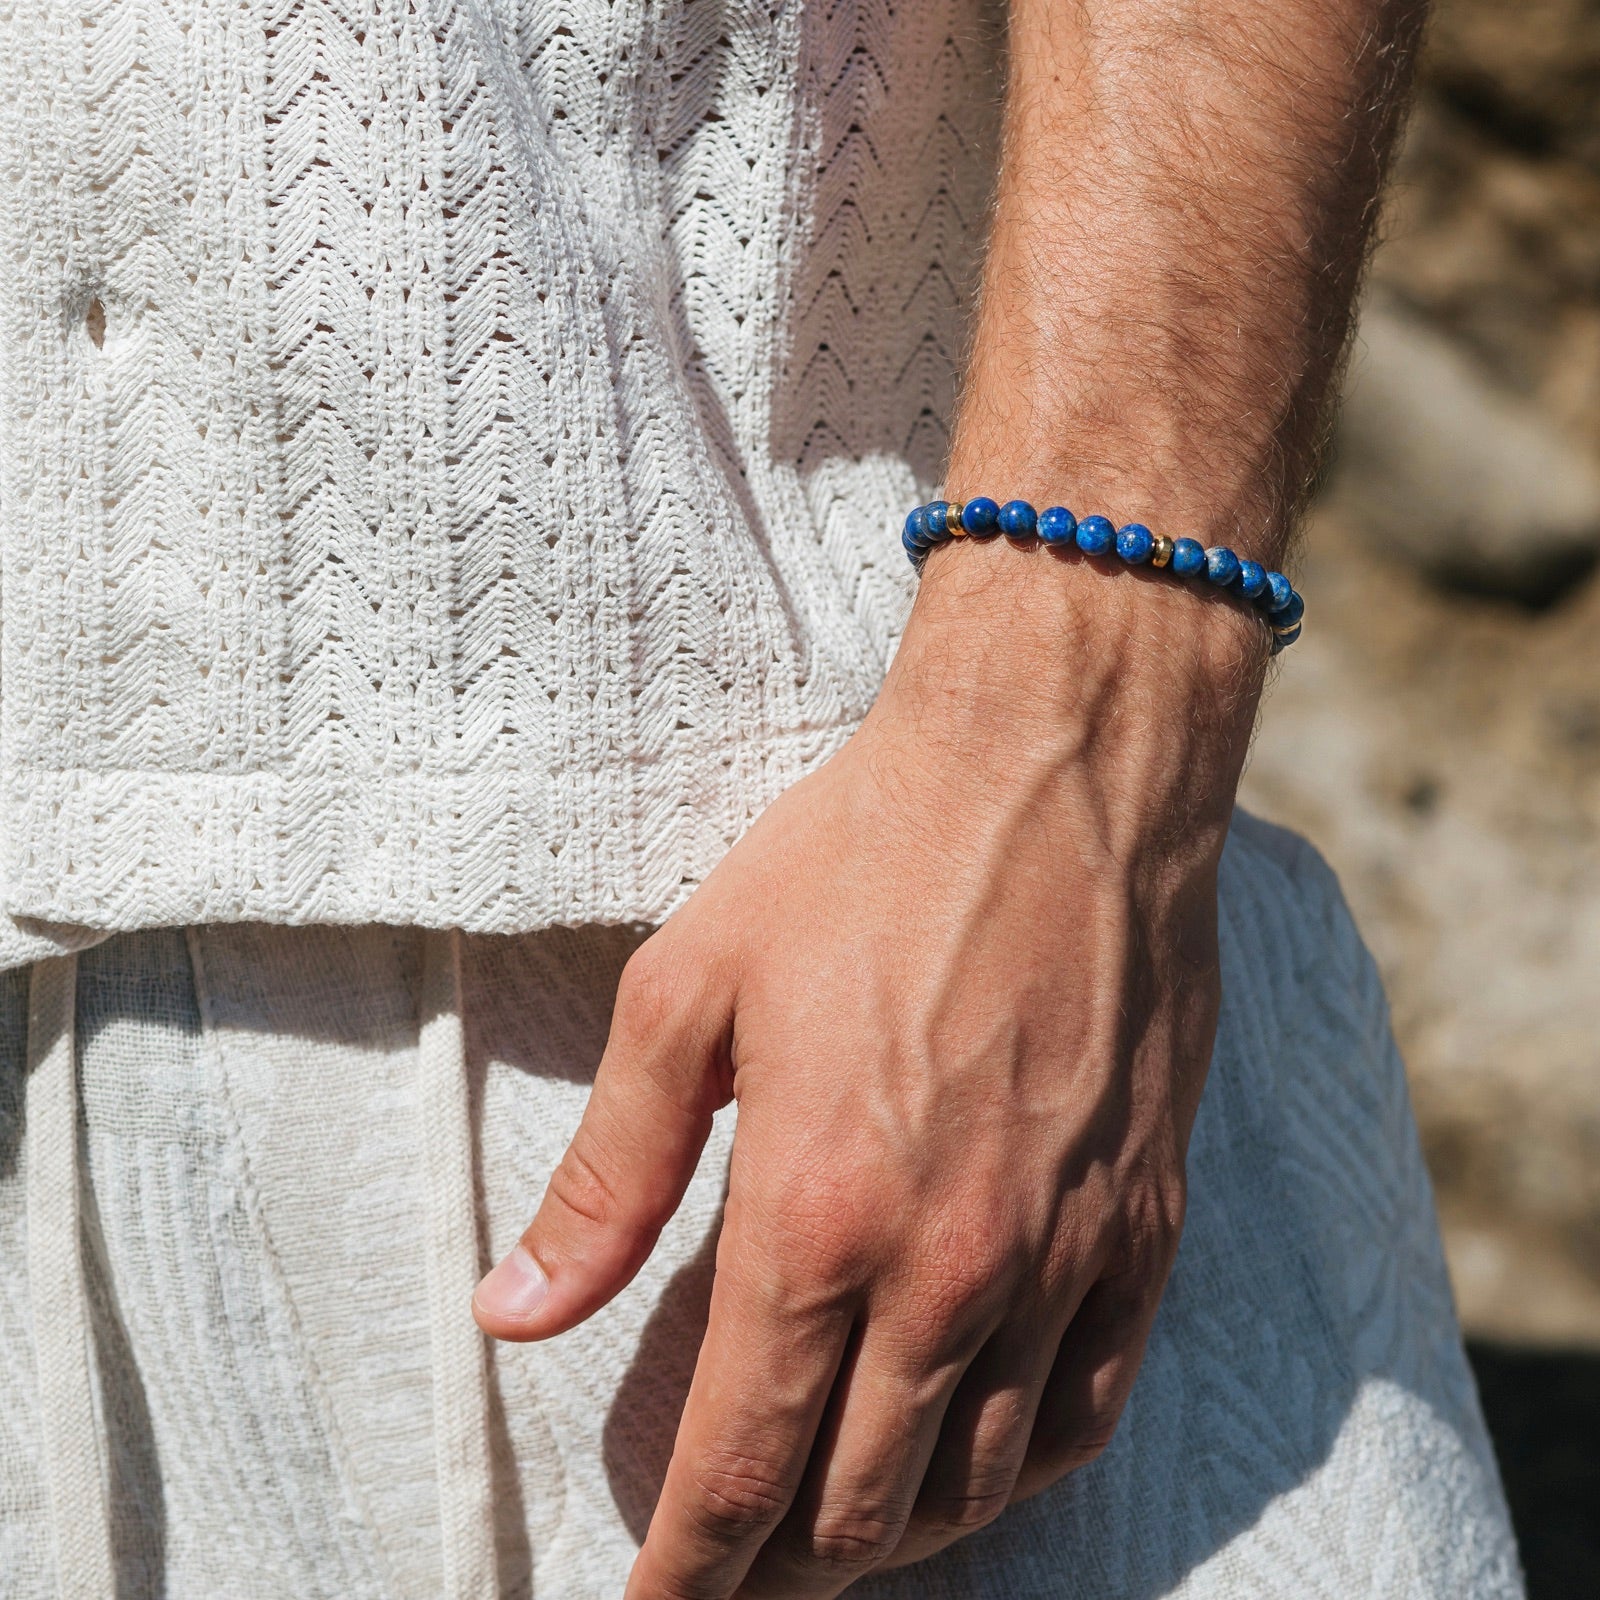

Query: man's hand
(475, 0), (1425, 1587)
(473, 549), (1266, 1597)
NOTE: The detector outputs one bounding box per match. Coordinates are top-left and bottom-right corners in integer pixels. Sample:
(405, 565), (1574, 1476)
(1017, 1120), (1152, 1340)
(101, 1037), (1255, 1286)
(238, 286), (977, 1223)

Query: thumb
(473, 940), (732, 1341)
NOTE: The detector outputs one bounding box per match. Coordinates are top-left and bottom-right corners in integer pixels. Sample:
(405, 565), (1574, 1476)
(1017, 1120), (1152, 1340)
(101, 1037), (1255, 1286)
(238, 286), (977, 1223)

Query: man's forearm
(945, 0), (1428, 558)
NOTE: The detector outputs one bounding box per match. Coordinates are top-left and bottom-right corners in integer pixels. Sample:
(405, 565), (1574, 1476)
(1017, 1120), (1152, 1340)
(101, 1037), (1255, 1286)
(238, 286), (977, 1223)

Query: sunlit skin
(473, 1), (1429, 1595)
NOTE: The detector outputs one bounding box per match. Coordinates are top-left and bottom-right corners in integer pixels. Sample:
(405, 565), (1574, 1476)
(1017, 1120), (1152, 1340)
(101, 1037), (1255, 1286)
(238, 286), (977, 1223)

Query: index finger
(625, 1223), (856, 1600)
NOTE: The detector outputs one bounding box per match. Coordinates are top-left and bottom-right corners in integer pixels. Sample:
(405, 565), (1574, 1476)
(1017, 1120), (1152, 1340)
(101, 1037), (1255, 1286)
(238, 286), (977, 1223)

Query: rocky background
(1239, 3), (1600, 1591)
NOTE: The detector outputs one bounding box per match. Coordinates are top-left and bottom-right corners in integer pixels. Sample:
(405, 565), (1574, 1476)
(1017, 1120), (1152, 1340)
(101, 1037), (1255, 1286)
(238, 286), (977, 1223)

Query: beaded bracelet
(903, 496), (1304, 652)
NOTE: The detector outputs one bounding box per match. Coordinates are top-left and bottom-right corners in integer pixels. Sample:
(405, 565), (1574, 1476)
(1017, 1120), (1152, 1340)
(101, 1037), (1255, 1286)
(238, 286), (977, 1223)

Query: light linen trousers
(0, 813), (1523, 1598)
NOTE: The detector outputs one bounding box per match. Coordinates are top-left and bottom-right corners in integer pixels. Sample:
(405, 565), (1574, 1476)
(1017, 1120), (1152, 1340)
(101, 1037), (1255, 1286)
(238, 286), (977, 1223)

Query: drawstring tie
(420, 927), (499, 1598)
(26, 952), (114, 1597)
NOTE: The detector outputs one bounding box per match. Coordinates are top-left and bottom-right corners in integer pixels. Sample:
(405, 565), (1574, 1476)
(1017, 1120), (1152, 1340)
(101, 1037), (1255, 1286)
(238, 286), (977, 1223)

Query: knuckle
(545, 1134), (626, 1232)
(1114, 1176), (1187, 1284)
(1063, 1421), (1120, 1470)
(1148, 1188), (1186, 1265)
(1143, 1171), (1188, 1252)
(645, 1579), (724, 1600)
(915, 1486), (1012, 1539)
(1039, 1404), (1125, 1473)
(685, 1451), (793, 1543)
(802, 1504), (908, 1570)
(760, 1168), (872, 1279)
(613, 939), (686, 1043)
(908, 1247), (1012, 1338)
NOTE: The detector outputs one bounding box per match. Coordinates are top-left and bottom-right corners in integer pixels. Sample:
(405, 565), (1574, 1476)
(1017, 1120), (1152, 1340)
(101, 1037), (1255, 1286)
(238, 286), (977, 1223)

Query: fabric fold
(25, 951), (114, 1598)
(420, 927), (499, 1598)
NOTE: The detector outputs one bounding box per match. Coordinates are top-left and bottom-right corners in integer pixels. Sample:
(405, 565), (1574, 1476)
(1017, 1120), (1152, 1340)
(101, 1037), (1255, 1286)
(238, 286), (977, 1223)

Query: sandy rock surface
(1242, 510), (1600, 1347)
(1238, 0), (1600, 1369)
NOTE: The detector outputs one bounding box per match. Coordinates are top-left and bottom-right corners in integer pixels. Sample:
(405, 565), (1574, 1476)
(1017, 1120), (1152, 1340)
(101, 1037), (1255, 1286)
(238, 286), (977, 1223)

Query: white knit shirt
(0, 0), (1001, 961)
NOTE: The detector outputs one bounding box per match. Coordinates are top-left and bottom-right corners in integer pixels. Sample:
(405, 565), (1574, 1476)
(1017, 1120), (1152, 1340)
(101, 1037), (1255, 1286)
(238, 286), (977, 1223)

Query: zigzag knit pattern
(0, 0), (1001, 938)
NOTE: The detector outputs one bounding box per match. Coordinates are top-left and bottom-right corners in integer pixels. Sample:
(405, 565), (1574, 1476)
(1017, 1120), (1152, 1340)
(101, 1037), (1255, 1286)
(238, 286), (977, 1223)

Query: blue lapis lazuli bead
(1076, 515), (1115, 556)
(961, 496), (1000, 536)
(1116, 522), (1155, 564)
(1205, 547), (1241, 587)
(922, 501), (950, 544)
(903, 512), (929, 561)
(1270, 589), (1305, 628)
(1170, 537), (1206, 577)
(1236, 559), (1267, 599)
(1262, 570), (1293, 612)
(998, 499), (1038, 538)
(1271, 622), (1302, 653)
(1038, 505), (1077, 545)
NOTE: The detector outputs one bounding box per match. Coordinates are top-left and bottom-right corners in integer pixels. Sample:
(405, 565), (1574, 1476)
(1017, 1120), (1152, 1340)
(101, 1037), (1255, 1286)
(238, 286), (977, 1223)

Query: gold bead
(946, 502), (966, 535)
(1150, 534), (1174, 568)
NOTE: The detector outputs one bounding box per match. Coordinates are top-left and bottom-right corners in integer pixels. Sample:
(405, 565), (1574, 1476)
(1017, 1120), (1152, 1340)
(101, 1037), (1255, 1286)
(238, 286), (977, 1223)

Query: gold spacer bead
(1150, 534), (1174, 568)
(946, 501), (967, 536)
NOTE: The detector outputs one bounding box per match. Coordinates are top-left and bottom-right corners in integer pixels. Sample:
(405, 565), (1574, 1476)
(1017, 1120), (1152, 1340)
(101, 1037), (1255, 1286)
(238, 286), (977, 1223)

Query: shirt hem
(0, 720), (858, 953)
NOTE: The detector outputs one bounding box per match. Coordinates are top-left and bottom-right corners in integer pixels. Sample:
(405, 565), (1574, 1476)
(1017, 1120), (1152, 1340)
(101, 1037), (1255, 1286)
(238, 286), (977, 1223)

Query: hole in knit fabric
(85, 298), (106, 348)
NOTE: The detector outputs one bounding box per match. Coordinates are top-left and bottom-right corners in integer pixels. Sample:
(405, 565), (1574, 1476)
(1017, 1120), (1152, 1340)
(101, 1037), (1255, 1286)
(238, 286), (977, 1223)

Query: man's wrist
(875, 537), (1267, 842)
(907, 533), (1269, 697)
